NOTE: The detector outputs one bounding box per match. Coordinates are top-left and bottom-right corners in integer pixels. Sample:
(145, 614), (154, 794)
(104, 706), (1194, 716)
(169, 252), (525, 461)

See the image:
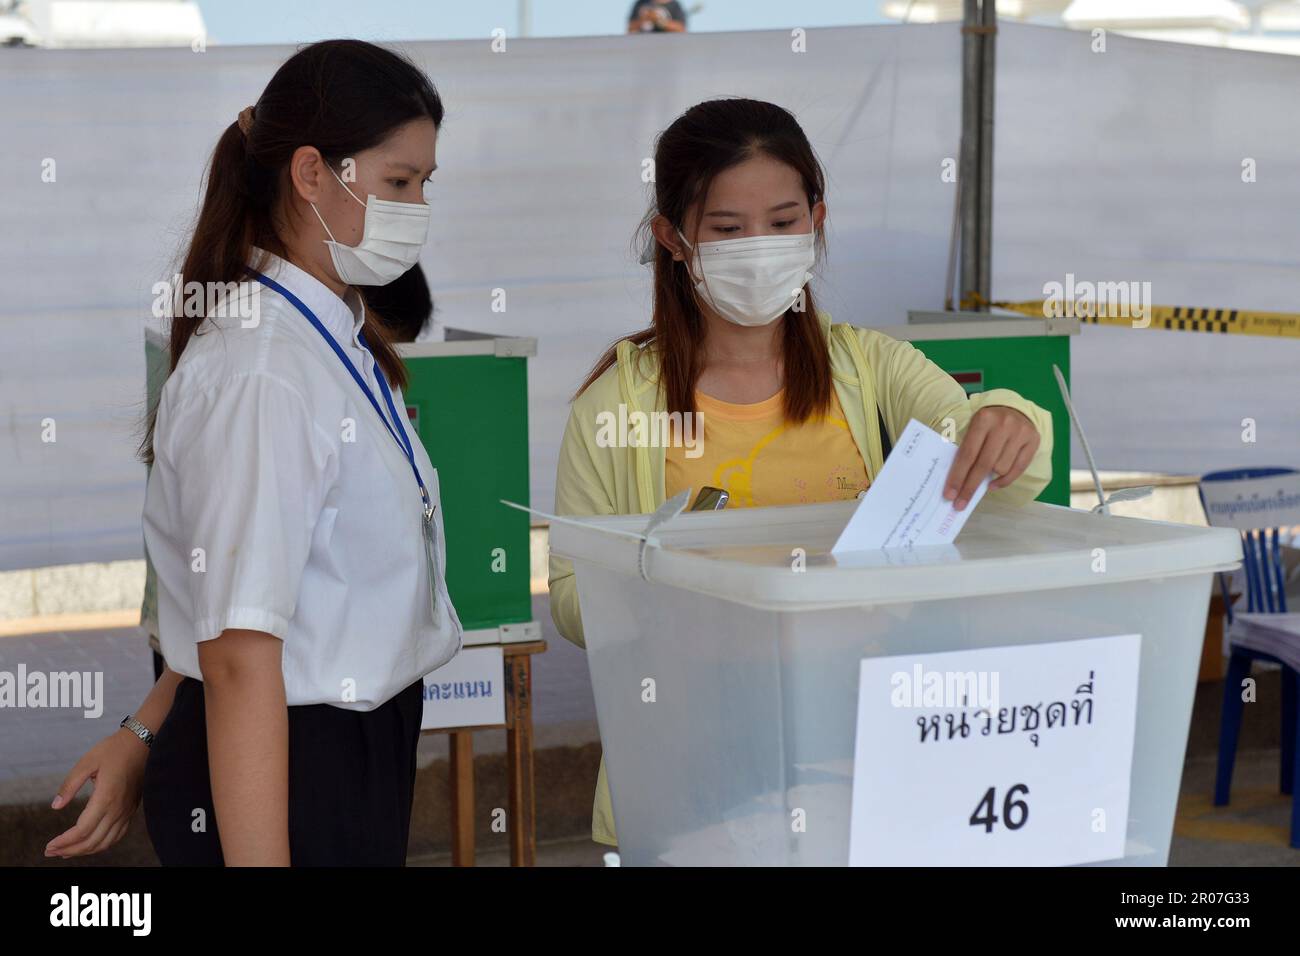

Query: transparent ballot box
(549, 499), (1241, 866)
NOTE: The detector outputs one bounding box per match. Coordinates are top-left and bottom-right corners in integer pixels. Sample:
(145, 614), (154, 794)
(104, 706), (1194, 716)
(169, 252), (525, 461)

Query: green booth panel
(892, 314), (1078, 507)
(397, 336), (535, 637)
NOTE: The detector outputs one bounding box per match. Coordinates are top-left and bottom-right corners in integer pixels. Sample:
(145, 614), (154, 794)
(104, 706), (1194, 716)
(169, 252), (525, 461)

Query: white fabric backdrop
(1, 23), (1297, 571)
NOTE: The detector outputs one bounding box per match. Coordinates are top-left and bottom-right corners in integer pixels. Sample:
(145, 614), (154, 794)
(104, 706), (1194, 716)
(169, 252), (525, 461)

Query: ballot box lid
(547, 499), (1242, 611)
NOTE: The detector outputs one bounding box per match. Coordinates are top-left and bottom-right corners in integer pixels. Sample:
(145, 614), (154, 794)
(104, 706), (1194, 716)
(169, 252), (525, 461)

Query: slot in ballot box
(549, 498), (1241, 866)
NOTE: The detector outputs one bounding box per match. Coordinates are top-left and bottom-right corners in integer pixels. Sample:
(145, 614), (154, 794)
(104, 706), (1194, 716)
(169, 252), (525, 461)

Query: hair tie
(236, 105), (255, 137)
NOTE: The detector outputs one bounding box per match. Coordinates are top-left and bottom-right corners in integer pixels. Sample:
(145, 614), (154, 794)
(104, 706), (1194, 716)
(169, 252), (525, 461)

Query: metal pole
(977, 0), (996, 310)
(959, 0), (981, 310)
(944, 170), (962, 312)
(518, 0), (531, 37)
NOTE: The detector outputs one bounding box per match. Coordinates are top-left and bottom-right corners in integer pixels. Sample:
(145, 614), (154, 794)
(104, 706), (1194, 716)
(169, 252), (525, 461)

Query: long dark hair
(142, 39), (444, 462)
(578, 98), (831, 424)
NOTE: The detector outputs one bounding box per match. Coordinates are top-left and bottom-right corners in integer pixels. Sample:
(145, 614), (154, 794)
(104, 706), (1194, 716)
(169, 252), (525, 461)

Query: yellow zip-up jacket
(548, 313), (1054, 845)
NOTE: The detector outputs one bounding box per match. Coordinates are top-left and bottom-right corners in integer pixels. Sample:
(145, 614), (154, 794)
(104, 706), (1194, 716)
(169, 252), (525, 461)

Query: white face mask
(310, 165), (430, 286)
(679, 229), (816, 327)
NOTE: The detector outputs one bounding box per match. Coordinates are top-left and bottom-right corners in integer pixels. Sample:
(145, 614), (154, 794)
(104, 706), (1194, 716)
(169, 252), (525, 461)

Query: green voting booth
(396, 333), (538, 644)
(141, 328), (538, 648)
(893, 312), (1078, 506)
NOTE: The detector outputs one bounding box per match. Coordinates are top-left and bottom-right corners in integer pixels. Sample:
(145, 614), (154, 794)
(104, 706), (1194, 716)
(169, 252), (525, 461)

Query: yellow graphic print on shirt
(665, 387), (870, 508)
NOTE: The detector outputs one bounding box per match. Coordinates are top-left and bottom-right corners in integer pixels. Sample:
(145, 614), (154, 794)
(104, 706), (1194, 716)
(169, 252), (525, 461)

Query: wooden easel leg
(449, 730), (475, 866)
(506, 654), (537, 866)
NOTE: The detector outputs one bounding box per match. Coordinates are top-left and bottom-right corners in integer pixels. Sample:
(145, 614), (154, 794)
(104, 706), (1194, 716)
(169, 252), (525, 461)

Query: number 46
(970, 784), (1029, 833)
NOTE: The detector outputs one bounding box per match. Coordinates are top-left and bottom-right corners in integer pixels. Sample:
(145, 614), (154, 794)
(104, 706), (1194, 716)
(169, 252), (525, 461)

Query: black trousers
(142, 675), (425, 866)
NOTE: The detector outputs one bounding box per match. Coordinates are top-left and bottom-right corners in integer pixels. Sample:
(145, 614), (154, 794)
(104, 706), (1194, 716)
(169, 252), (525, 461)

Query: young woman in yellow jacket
(549, 98), (1054, 847)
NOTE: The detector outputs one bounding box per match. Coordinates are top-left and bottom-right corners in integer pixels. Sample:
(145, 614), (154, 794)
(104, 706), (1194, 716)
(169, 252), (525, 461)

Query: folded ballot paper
(831, 418), (992, 555)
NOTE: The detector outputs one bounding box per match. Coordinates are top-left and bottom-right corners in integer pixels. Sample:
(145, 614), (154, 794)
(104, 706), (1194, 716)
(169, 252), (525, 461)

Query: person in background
(628, 0), (688, 33)
(548, 98), (1053, 848)
(363, 261), (434, 344)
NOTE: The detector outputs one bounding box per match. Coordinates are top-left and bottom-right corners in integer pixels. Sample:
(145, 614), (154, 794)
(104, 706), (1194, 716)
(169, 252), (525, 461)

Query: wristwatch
(119, 714), (156, 748)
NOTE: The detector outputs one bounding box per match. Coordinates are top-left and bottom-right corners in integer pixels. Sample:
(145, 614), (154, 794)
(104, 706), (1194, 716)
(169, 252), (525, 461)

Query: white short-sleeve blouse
(142, 250), (462, 710)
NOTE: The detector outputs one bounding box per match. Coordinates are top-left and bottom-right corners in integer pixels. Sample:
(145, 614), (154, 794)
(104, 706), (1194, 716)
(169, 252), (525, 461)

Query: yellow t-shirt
(665, 387), (870, 507)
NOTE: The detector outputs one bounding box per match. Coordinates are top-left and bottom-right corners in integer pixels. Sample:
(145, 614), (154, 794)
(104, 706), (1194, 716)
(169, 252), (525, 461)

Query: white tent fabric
(1, 23), (1298, 572)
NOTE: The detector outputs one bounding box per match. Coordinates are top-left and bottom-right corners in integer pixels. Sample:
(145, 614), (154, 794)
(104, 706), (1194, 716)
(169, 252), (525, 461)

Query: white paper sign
(1199, 471), (1300, 531)
(832, 418), (991, 555)
(849, 634), (1141, 866)
(421, 645), (505, 730)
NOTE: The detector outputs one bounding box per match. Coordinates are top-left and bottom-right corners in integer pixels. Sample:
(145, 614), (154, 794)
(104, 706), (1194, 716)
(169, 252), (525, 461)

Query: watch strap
(120, 714), (155, 748)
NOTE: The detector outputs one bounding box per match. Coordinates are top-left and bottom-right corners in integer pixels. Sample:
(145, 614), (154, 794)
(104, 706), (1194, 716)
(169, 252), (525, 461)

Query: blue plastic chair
(1200, 467), (1300, 849)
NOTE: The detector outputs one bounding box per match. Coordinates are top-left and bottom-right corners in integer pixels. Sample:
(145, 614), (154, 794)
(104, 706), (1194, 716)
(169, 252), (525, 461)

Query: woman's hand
(45, 728), (149, 859)
(944, 406), (1041, 510)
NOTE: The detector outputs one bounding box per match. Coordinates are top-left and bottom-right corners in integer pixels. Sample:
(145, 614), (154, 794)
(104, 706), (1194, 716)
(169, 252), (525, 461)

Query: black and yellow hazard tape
(991, 300), (1300, 339)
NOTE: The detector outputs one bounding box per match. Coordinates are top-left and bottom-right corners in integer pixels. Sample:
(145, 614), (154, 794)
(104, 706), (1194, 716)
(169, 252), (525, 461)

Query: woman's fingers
(48, 731), (149, 858)
(46, 806), (107, 857)
(50, 802), (118, 859)
(992, 440), (1037, 489)
(46, 773), (107, 857)
(51, 758), (94, 811)
(103, 818), (132, 852)
(950, 407), (1040, 501)
(956, 429), (1009, 509)
(944, 413), (991, 504)
(987, 434), (1029, 486)
(947, 415), (1009, 510)
(988, 412), (1040, 489)
(83, 815), (130, 857)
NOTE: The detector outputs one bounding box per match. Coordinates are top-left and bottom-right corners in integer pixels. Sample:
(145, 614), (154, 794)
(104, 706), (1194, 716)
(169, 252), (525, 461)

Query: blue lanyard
(247, 269), (431, 513)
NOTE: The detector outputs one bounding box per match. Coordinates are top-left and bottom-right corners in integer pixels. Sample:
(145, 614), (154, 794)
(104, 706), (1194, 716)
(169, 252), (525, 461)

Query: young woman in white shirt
(44, 39), (462, 866)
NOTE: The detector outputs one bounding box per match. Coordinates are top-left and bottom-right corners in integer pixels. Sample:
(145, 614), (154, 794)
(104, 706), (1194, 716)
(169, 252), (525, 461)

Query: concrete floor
(1171, 752), (1298, 866)
(411, 837), (611, 867)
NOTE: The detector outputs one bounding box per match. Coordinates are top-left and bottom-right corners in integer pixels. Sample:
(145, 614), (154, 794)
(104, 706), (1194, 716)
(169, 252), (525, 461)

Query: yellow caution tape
(992, 300), (1300, 339)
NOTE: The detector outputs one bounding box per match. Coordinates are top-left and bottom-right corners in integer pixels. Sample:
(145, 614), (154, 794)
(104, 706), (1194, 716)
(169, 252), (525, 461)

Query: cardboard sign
(849, 634), (1141, 866)
(421, 645), (505, 730)
(1200, 472), (1300, 531)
